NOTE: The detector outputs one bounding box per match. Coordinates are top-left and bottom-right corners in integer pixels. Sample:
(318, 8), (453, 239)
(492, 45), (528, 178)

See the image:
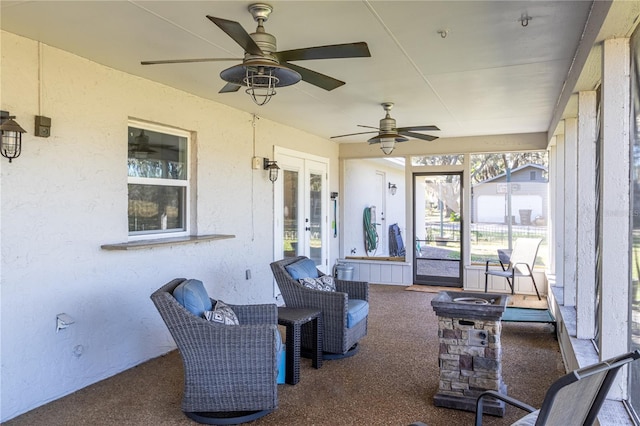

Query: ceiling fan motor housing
(379, 116), (396, 132)
(247, 31), (278, 63)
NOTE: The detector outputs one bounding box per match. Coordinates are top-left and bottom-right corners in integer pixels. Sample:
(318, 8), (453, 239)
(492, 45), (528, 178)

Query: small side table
(277, 307), (323, 385)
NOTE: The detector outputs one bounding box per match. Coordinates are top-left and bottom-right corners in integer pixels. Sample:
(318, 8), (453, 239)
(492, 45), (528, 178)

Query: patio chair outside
(475, 350), (640, 426)
(484, 237), (543, 300)
(151, 278), (280, 425)
(270, 256), (369, 358)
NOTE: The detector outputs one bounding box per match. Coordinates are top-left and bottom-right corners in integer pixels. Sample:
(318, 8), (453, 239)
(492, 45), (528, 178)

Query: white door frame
(274, 147), (330, 273)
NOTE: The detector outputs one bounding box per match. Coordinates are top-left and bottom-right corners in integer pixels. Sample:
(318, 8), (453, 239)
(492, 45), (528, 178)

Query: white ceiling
(0, 1), (628, 145)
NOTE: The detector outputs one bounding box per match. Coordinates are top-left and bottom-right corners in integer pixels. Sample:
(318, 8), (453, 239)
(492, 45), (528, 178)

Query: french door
(274, 148), (329, 273)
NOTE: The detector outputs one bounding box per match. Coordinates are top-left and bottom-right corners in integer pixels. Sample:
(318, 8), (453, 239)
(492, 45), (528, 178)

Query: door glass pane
(414, 173), (462, 286)
(309, 172), (322, 266)
(283, 170), (299, 258)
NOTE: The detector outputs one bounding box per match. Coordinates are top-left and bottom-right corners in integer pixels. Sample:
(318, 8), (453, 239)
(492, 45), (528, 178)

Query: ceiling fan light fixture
(220, 60), (301, 106)
(368, 132), (408, 155)
(380, 138), (396, 155)
(245, 66), (278, 106)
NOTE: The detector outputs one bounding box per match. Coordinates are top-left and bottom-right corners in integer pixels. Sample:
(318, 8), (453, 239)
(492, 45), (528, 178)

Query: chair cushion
(172, 279), (212, 317)
(285, 258), (319, 280)
(298, 276), (336, 292)
(277, 341), (286, 385)
(347, 299), (369, 328)
(204, 300), (239, 325)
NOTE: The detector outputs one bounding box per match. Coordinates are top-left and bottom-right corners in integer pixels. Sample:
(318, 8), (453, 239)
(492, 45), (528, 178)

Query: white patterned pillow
(298, 275), (336, 292)
(204, 300), (239, 325)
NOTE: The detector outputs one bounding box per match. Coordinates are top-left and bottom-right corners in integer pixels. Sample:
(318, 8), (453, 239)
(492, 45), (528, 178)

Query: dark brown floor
(5, 284), (563, 426)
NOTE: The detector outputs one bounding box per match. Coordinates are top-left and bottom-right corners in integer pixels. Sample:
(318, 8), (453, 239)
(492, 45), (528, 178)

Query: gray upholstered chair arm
(191, 322), (280, 347)
(335, 279), (369, 301)
(293, 286), (348, 310)
(177, 321), (280, 374)
(285, 286), (349, 326)
(230, 303), (278, 325)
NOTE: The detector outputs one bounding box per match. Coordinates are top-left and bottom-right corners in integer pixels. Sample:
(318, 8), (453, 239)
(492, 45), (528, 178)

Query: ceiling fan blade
(206, 15), (263, 56)
(357, 125), (381, 130)
(283, 62), (345, 91)
(330, 130), (378, 139)
(219, 82), (241, 93)
(397, 125), (440, 132)
(141, 58), (239, 65)
(275, 42), (371, 62)
(398, 131), (439, 141)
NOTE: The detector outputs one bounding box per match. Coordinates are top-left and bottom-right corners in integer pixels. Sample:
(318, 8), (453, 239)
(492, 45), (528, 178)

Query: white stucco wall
(0, 31), (339, 421)
(342, 158), (405, 257)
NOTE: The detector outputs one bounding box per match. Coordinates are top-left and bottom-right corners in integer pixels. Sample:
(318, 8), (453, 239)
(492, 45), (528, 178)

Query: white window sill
(100, 234), (235, 250)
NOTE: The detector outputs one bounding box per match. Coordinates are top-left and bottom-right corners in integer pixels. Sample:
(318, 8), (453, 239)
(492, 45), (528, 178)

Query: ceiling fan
(331, 102), (440, 155)
(141, 3), (371, 105)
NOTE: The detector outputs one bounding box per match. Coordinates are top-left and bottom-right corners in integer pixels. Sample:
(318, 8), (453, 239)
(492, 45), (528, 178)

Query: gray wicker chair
(151, 278), (280, 425)
(270, 256), (369, 359)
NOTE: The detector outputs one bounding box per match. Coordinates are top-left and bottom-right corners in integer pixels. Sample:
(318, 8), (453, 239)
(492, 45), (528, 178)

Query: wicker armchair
(270, 256), (369, 359)
(151, 278), (280, 425)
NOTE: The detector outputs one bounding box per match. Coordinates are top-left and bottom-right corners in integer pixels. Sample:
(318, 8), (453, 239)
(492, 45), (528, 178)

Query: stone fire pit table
(431, 291), (508, 416)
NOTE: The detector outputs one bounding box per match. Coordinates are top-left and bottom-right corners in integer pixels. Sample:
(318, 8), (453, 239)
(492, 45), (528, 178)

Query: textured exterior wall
(343, 158), (405, 257)
(0, 31), (339, 421)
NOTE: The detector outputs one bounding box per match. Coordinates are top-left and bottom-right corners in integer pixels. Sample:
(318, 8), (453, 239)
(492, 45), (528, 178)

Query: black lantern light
(0, 111), (27, 163)
(263, 158), (280, 183)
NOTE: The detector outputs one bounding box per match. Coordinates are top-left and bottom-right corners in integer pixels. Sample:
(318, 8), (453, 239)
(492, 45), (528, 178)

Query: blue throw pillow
(285, 258), (319, 280)
(172, 279), (213, 317)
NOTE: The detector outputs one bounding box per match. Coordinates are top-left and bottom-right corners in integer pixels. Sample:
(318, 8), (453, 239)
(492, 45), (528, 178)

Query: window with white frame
(127, 122), (189, 238)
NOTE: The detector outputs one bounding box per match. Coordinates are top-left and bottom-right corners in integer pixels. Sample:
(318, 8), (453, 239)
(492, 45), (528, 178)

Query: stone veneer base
(434, 393), (506, 417)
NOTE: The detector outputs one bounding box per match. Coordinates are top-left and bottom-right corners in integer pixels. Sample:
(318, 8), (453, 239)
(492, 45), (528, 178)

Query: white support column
(576, 91), (597, 339)
(463, 156), (471, 268)
(547, 143), (557, 276)
(554, 133), (565, 291)
(564, 118), (578, 307)
(600, 38), (630, 399)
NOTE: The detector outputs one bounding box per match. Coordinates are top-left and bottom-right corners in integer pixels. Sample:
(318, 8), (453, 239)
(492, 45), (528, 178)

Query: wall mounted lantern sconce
(264, 158), (280, 183)
(0, 111), (27, 163)
(388, 183), (397, 196)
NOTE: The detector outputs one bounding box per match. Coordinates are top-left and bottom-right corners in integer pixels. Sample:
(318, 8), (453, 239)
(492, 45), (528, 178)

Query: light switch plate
(252, 156), (262, 169)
